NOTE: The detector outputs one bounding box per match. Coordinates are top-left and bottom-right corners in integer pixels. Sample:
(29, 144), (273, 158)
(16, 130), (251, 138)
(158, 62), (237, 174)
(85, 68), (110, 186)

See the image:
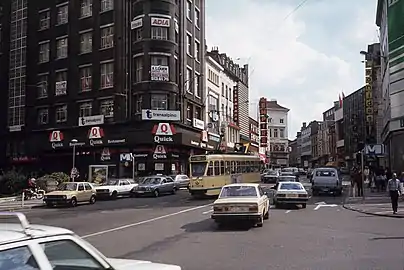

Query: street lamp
(71, 139), (78, 181)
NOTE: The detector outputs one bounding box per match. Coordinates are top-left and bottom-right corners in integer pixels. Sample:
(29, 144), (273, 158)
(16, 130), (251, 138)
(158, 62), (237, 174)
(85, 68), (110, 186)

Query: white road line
(202, 209), (213, 215)
(82, 203), (213, 239)
(285, 210), (291, 213)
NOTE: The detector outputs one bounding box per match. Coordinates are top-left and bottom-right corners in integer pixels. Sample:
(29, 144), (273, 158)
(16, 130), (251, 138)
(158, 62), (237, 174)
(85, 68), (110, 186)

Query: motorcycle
(23, 188), (45, 200)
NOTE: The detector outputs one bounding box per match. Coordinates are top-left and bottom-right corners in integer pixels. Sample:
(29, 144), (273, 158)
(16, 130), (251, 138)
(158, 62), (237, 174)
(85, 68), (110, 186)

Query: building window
(195, 74), (201, 97)
(56, 38), (68, 59)
(55, 105), (67, 123)
(186, 67), (192, 93)
(151, 94), (167, 110)
(186, 34), (192, 54)
(80, 32), (92, 53)
(38, 10), (50, 30)
(221, 83), (224, 96)
(57, 4), (68, 25)
(79, 66), (92, 92)
(37, 75), (48, 98)
(151, 27), (168, 40)
(135, 95), (143, 112)
(79, 102), (92, 117)
(134, 57), (143, 82)
(100, 99), (114, 118)
(280, 128), (284, 138)
(151, 55), (168, 66)
(280, 118), (284, 123)
(229, 87), (232, 101)
(101, 26), (114, 49)
(101, 0), (114, 12)
(195, 106), (202, 120)
(274, 128), (278, 138)
(100, 62), (114, 88)
(187, 103), (193, 120)
(37, 108), (48, 125)
(186, 0), (192, 19)
(225, 85), (228, 99)
(134, 28), (142, 41)
(194, 40), (200, 61)
(80, 0), (92, 18)
(195, 8), (200, 27)
(38, 42), (49, 63)
(55, 71), (67, 96)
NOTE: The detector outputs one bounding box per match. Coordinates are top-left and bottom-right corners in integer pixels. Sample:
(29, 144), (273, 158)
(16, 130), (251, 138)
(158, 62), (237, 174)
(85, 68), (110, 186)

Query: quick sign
(153, 145), (167, 159)
(151, 17), (170, 27)
(49, 131), (64, 149)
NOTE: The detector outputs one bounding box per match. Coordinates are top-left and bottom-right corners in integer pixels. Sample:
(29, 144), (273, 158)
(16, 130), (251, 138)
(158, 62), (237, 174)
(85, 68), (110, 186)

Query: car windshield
(282, 168), (293, 172)
(191, 162), (207, 177)
(219, 186), (257, 198)
(278, 176), (295, 182)
(102, 179), (119, 185)
(268, 170), (277, 175)
(279, 183), (304, 190)
(142, 177), (161, 185)
(316, 170), (336, 177)
(58, 182), (77, 191)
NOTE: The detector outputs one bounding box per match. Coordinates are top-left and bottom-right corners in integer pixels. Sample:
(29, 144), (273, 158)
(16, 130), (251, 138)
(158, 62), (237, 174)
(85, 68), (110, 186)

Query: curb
(0, 203), (46, 212)
(0, 196), (19, 203)
(342, 204), (404, 218)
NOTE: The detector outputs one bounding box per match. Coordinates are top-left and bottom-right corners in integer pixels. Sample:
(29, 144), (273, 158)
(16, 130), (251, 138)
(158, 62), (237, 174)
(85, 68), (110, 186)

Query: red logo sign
(152, 123), (176, 136)
(88, 127), (104, 139)
(49, 131), (64, 142)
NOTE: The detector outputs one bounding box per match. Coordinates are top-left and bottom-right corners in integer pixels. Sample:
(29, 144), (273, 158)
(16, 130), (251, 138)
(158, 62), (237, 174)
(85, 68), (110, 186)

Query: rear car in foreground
(311, 167), (343, 196)
(211, 183), (270, 228)
(0, 212), (181, 269)
(272, 181), (309, 208)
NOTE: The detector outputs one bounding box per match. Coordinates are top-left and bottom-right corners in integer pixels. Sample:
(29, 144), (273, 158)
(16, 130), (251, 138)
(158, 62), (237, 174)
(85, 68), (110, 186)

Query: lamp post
(71, 139), (78, 181)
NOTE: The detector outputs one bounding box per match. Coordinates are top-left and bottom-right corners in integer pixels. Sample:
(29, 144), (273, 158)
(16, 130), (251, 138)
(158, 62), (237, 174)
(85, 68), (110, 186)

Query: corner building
(1, 0), (215, 178)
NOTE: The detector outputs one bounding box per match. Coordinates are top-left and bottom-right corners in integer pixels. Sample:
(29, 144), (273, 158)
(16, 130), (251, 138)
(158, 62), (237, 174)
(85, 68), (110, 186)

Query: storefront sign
(88, 127), (104, 139)
(107, 139), (126, 144)
(142, 110), (181, 121)
(151, 17), (170, 27)
(90, 139), (103, 146)
(193, 118), (205, 130)
(153, 145), (167, 158)
(79, 115), (104, 127)
(208, 133), (220, 143)
(101, 148), (111, 161)
(69, 141), (85, 147)
(154, 136), (173, 143)
(201, 130), (208, 142)
(151, 65), (169, 81)
(49, 130), (64, 149)
(131, 17), (142, 29)
(153, 123), (176, 135)
(120, 153), (133, 162)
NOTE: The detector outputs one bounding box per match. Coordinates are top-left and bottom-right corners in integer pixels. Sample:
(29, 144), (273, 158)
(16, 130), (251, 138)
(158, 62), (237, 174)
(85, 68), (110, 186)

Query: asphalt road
(18, 178), (404, 270)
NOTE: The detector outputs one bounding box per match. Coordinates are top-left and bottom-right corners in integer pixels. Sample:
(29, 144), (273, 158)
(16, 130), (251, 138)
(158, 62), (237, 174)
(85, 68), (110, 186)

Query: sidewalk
(0, 198), (45, 211)
(343, 187), (404, 218)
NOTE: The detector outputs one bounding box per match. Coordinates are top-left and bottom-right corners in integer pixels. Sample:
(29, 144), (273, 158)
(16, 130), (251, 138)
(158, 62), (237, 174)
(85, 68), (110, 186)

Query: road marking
(202, 209), (213, 215)
(315, 201), (326, 205)
(82, 203), (213, 239)
(285, 210), (291, 213)
(314, 204), (338, 210)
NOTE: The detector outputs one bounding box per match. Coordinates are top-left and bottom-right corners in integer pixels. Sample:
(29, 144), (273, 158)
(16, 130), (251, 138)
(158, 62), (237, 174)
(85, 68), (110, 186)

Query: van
(311, 167), (342, 196)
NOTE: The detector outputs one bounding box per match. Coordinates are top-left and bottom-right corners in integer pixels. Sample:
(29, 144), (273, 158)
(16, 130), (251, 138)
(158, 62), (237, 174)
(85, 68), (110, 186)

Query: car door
(159, 178), (168, 192)
(258, 186), (268, 213)
(165, 177), (175, 192)
(77, 183), (88, 202)
(84, 183), (94, 198)
(120, 180), (131, 194)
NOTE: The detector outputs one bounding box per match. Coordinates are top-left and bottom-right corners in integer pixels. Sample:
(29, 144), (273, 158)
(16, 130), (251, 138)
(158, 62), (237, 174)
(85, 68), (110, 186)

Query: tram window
(254, 161), (259, 172)
(214, 161), (220, 175)
(231, 161), (236, 174)
(207, 161), (213, 176)
(225, 161), (230, 174)
(246, 161), (251, 172)
(220, 161), (225, 175)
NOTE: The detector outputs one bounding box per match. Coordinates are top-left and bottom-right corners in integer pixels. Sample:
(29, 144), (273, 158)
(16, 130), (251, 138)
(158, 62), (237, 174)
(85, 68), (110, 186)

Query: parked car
(211, 183), (270, 228)
(130, 176), (177, 197)
(272, 181), (309, 208)
(169, 174), (190, 189)
(94, 178), (138, 199)
(311, 167), (343, 196)
(0, 212), (181, 269)
(43, 182), (96, 207)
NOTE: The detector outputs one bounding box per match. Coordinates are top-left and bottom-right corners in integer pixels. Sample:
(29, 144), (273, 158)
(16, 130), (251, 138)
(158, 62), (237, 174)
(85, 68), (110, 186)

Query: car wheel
(70, 197), (77, 207)
(302, 203), (307, 209)
(263, 209), (269, 220)
(154, 189), (160, 197)
(256, 213), (264, 227)
(89, 195), (96, 204)
(111, 191), (118, 200)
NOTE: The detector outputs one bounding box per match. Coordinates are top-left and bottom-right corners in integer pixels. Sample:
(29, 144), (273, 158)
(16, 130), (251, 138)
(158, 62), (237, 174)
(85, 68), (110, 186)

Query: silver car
(130, 176), (177, 197)
(311, 167), (343, 196)
(170, 174), (190, 189)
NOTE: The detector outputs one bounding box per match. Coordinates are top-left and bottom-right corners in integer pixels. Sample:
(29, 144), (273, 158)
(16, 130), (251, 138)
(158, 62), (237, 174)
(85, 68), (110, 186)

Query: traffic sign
(154, 145), (166, 154)
(152, 123), (176, 136)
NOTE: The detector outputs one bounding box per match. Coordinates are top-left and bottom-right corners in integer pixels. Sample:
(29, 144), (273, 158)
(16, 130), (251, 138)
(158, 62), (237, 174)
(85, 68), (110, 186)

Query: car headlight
(43, 195), (47, 199)
(146, 187), (151, 191)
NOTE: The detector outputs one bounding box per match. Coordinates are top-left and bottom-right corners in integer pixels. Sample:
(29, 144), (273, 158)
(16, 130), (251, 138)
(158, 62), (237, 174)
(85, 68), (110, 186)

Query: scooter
(23, 188), (45, 200)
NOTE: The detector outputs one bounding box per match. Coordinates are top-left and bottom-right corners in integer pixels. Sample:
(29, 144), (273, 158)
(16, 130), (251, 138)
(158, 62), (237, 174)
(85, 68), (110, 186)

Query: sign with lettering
(49, 131), (64, 149)
(151, 17), (170, 27)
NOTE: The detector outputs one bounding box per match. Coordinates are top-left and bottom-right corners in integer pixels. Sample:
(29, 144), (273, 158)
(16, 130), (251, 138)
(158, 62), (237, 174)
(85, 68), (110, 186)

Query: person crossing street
(387, 173), (402, 214)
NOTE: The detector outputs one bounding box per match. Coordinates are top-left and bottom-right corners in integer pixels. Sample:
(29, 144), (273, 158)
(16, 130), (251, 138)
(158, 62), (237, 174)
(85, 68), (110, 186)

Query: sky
(205, 0), (379, 139)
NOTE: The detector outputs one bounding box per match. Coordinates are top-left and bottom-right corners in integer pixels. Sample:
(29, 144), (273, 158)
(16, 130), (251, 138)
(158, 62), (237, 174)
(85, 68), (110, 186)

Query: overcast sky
(205, 0), (379, 139)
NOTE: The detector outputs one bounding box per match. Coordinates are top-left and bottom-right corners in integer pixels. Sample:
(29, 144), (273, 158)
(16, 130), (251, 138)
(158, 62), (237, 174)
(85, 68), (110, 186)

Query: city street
(18, 181), (404, 270)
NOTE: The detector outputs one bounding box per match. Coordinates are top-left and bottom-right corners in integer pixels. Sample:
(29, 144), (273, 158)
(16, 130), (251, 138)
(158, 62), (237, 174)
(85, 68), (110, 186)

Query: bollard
(21, 192), (25, 208)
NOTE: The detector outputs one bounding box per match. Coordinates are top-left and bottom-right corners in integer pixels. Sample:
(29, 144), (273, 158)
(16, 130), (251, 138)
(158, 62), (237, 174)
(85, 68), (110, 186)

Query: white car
(272, 181), (309, 208)
(95, 178), (138, 199)
(0, 212), (181, 270)
(211, 183), (270, 228)
(169, 174), (190, 189)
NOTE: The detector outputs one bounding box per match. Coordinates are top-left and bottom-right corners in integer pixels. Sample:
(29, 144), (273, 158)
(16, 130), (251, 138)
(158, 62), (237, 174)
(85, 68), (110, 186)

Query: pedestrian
(387, 173), (402, 214)
(355, 169), (363, 197)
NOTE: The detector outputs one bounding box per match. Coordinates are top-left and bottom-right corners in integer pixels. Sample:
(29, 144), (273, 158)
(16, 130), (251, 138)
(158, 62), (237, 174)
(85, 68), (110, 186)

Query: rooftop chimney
(302, 122), (306, 128)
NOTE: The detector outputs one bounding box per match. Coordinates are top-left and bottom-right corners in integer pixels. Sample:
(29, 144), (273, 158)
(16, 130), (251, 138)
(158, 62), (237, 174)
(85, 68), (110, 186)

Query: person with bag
(387, 173), (402, 214)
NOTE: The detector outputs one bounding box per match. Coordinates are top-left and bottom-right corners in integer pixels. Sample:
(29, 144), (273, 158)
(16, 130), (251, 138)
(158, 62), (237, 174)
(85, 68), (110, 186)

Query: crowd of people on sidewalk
(350, 166), (404, 214)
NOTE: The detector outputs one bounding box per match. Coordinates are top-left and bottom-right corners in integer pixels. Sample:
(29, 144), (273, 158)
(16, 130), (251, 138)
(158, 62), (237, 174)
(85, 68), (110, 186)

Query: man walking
(387, 173), (402, 214)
